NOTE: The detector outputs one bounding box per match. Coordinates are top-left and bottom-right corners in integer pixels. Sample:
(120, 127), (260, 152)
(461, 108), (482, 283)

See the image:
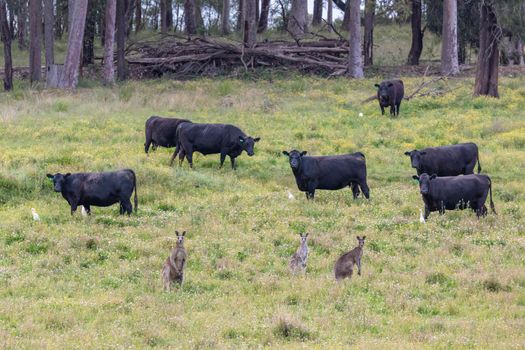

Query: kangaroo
(162, 231), (187, 292)
(289, 233), (309, 274)
(334, 236), (366, 281)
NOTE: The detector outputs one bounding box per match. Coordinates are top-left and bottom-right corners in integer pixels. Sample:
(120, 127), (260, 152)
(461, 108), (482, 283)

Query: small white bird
(359, 112), (364, 117)
(287, 189), (295, 200)
(31, 208), (40, 221)
(81, 206), (88, 217)
(419, 209), (426, 224)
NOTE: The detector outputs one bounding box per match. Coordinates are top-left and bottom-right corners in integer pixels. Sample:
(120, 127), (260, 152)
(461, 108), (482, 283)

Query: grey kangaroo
(162, 231), (187, 291)
(334, 236), (366, 281)
(289, 233), (309, 274)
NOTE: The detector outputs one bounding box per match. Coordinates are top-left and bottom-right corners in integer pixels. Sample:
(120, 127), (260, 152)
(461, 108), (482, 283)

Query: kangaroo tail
(488, 176), (496, 215)
(477, 147), (482, 173)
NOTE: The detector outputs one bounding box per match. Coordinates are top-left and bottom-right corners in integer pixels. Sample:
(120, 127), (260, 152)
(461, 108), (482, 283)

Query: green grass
(1, 76), (525, 348)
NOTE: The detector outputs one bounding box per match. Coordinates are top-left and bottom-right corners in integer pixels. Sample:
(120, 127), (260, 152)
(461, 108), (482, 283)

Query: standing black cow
(375, 80), (404, 116)
(144, 116), (191, 154)
(404, 143), (481, 176)
(46, 169), (138, 215)
(412, 173), (496, 219)
(172, 123), (260, 169)
(282, 150), (370, 200)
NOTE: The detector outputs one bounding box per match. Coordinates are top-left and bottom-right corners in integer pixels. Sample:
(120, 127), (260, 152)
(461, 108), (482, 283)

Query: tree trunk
(342, 0), (351, 31)
(363, 0), (375, 66)
(103, 0), (116, 84)
(441, 0), (459, 75)
(58, 0), (88, 89)
(195, 0), (204, 30)
(160, 0), (167, 33)
(17, 3), (26, 49)
(312, 0), (322, 26)
(255, 0), (259, 23)
(236, 0), (243, 31)
(327, 0), (333, 31)
(116, 0), (127, 80)
(407, 0), (423, 65)
(1, 0), (13, 90)
(82, 0), (95, 65)
(43, 0), (54, 68)
(184, 0), (196, 34)
(347, 0), (363, 78)
(473, 3), (499, 97)
(135, 0), (141, 31)
(257, 0), (269, 33)
(287, 0), (307, 37)
(166, 0), (173, 29)
(68, 0), (75, 32)
(29, 0), (42, 82)
(222, 0), (230, 34)
(243, 0), (256, 47)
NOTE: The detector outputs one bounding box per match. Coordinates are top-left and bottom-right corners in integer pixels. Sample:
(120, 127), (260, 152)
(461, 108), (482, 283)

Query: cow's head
(239, 136), (260, 156)
(404, 150), (426, 169)
(356, 235), (366, 248)
(412, 173), (436, 195)
(46, 173), (71, 192)
(375, 82), (394, 105)
(175, 230), (186, 245)
(282, 150), (307, 170)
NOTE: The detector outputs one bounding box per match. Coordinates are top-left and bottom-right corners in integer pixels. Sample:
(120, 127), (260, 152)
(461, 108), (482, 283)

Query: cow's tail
(130, 169), (138, 213)
(488, 176), (496, 215)
(477, 147), (482, 173)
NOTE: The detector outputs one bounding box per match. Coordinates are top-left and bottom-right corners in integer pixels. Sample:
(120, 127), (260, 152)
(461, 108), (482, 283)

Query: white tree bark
(441, 0), (459, 75)
(103, 0), (116, 84)
(347, 0), (363, 78)
(58, 0), (88, 89)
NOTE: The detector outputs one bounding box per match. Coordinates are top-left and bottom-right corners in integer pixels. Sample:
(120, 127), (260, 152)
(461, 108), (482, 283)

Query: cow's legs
(230, 156), (237, 170)
(178, 149), (186, 165)
(70, 203), (78, 215)
(84, 205), (91, 215)
(390, 105), (395, 116)
(307, 181), (317, 200)
(350, 183), (360, 199)
(119, 203), (124, 215)
(380, 106), (385, 115)
(357, 180), (370, 199)
(396, 103), (401, 116)
(186, 150), (194, 168)
(439, 201), (446, 215)
(219, 152), (227, 168)
(424, 206), (430, 220)
(169, 148), (179, 166)
(121, 199), (133, 215)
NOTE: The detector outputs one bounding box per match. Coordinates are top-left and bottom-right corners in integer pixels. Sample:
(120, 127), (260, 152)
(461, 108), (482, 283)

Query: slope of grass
(1, 76), (525, 348)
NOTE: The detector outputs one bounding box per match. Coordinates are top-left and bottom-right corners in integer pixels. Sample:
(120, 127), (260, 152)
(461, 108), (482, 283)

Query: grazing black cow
(412, 173), (496, 219)
(46, 169), (138, 215)
(144, 116), (191, 154)
(282, 150), (370, 200)
(172, 123), (260, 169)
(375, 80), (404, 116)
(404, 142), (481, 176)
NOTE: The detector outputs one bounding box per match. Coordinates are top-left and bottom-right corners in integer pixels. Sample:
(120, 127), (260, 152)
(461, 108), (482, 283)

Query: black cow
(375, 80), (404, 116)
(412, 173), (496, 219)
(144, 116), (191, 154)
(282, 150), (370, 200)
(404, 142), (481, 176)
(172, 123), (260, 169)
(46, 169), (138, 215)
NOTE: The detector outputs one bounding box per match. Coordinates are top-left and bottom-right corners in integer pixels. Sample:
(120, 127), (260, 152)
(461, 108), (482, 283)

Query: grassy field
(1, 75), (525, 349)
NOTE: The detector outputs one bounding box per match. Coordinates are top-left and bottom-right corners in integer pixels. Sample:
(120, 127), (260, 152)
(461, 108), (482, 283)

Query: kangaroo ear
(182, 231), (186, 236)
(356, 236), (360, 240)
(175, 231), (179, 236)
(362, 236), (366, 240)
(305, 233), (309, 237)
(412, 175), (419, 180)
(46, 173), (54, 179)
(282, 151), (289, 156)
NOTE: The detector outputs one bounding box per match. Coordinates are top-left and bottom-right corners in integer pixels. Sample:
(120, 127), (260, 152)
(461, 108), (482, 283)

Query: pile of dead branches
(125, 36), (350, 78)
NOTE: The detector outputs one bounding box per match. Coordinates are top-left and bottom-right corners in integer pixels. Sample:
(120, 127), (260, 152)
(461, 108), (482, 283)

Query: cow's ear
(404, 151), (411, 156)
(412, 175), (419, 180)
(420, 151), (427, 155)
(239, 136), (245, 143)
(282, 151), (289, 156)
(374, 84), (380, 88)
(65, 173), (71, 177)
(387, 82), (394, 87)
(46, 174), (54, 179)
(300, 151), (307, 156)
(430, 174), (437, 180)
(254, 137), (260, 142)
